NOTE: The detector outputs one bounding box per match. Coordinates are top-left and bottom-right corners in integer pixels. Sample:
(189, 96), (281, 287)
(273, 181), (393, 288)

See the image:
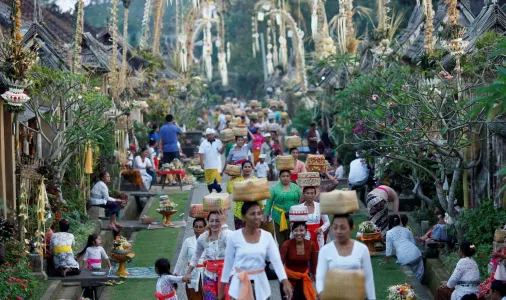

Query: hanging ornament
(218, 52), (228, 86)
(192, 0), (199, 10)
(311, 0), (318, 38)
(227, 42), (231, 63)
(178, 33), (188, 72)
(267, 52), (274, 75)
(85, 142), (93, 174)
(276, 13), (282, 25)
(215, 39), (222, 48)
(279, 36), (288, 69)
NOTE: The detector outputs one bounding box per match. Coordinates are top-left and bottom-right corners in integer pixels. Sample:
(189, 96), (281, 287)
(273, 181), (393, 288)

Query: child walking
(77, 234), (111, 269)
(155, 258), (185, 300)
(255, 154), (269, 178)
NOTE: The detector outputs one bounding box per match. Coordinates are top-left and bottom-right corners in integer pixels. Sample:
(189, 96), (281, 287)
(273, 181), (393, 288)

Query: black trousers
(163, 151), (180, 164)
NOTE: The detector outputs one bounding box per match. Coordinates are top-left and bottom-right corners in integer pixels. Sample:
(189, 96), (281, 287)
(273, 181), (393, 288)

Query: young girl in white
(77, 234), (111, 269)
(155, 258), (185, 300)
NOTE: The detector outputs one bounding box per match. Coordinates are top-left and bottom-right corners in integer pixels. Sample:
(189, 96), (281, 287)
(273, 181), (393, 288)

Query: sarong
(204, 169), (222, 185)
(366, 194), (388, 237)
(307, 223), (322, 251)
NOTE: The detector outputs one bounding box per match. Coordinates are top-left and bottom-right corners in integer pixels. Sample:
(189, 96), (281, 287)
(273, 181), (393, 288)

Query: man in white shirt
(348, 156), (369, 188)
(198, 128), (225, 193)
(217, 108), (227, 131)
(255, 154), (269, 178)
(335, 158), (345, 179)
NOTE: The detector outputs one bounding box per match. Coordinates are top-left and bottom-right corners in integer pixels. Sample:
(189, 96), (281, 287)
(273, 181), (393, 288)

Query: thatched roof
(22, 22), (70, 71)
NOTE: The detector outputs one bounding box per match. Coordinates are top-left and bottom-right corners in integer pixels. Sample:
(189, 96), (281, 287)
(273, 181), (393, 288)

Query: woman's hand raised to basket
(217, 210), (228, 225)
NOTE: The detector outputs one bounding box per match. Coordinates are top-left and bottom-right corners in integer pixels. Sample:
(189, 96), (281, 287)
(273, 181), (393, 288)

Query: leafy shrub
(0, 239), (41, 300)
(458, 199), (506, 246)
(411, 205), (438, 225)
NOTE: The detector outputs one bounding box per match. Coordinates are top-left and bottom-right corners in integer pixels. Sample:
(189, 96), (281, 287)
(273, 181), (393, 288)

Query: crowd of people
(66, 99), (506, 300)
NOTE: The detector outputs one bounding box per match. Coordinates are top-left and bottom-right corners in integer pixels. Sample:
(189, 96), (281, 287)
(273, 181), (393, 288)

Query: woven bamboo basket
(281, 112), (289, 120)
(234, 108), (243, 116)
(224, 165), (241, 177)
(203, 193), (231, 212)
(233, 126), (248, 137)
(321, 269), (366, 300)
(494, 229), (506, 242)
(220, 129), (234, 142)
(233, 178), (271, 202)
(297, 172), (321, 187)
(248, 112), (258, 120)
(285, 136), (302, 149)
(275, 155), (295, 171)
(320, 190), (359, 215)
(190, 204), (209, 219)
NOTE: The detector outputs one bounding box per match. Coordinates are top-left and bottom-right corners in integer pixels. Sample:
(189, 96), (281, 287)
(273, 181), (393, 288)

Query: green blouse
(264, 182), (302, 225)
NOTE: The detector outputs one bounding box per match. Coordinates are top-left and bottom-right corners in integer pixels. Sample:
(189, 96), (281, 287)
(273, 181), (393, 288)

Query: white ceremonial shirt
(348, 158), (369, 185)
(335, 165), (345, 179)
(221, 229), (287, 300)
(386, 226), (422, 265)
(291, 202), (330, 249)
(316, 241), (376, 300)
(255, 162), (269, 178)
(198, 139), (223, 170)
(173, 236), (205, 291)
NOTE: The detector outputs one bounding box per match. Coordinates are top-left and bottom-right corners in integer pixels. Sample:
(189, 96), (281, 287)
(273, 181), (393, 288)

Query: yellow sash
(273, 206), (288, 232)
(53, 245), (72, 254)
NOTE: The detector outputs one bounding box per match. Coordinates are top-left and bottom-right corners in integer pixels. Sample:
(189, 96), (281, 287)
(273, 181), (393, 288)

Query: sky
(53, 0), (91, 13)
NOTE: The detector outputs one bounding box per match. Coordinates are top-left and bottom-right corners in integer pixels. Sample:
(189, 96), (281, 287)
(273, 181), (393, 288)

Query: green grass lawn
(110, 193), (189, 300)
(351, 215), (413, 298)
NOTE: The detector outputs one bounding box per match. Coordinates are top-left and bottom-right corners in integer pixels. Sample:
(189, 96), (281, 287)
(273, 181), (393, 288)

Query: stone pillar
(3, 109), (16, 221)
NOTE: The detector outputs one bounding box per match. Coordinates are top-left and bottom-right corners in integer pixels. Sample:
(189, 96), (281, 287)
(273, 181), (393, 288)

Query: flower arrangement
(387, 283), (416, 300)
(358, 221), (378, 234)
(113, 235), (132, 253)
(158, 199), (177, 212)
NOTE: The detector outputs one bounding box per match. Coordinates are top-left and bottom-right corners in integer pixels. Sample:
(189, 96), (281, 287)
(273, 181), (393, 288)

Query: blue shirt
(159, 123), (182, 153)
(247, 126), (257, 141)
(148, 132), (159, 150)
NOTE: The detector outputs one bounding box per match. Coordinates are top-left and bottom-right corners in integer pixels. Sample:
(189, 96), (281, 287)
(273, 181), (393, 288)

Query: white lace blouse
(156, 274), (184, 300)
(190, 227), (232, 280)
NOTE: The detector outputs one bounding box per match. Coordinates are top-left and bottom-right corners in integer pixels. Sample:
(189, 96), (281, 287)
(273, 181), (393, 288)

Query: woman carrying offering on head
(219, 202), (293, 300)
(289, 148), (307, 183)
(298, 186), (330, 251)
(227, 160), (263, 230)
(265, 170), (302, 246)
(380, 215), (424, 281)
(222, 136), (251, 176)
(281, 222), (318, 300)
(435, 241), (480, 300)
(134, 147), (153, 191)
(174, 218), (207, 300)
(366, 185), (399, 238)
(89, 171), (126, 232)
(316, 214), (376, 300)
(185, 211), (231, 300)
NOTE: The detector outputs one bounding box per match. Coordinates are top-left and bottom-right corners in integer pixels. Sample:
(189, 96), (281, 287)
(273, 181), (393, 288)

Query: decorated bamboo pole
(119, 0), (131, 93)
(152, 0), (163, 56)
(109, 0), (119, 99)
(140, 0), (151, 50)
(72, 0), (84, 73)
(423, 0), (434, 55)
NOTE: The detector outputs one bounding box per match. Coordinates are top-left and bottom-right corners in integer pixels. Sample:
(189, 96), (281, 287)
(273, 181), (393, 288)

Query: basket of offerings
(281, 112), (289, 120)
(224, 165), (241, 177)
(387, 283), (416, 300)
(357, 221), (382, 240)
(112, 236), (132, 255)
(248, 112), (258, 120)
(297, 172), (321, 187)
(220, 129), (235, 142)
(275, 155), (295, 171)
(320, 190), (359, 215)
(233, 178), (271, 202)
(289, 205), (309, 222)
(321, 269), (366, 300)
(190, 204), (209, 219)
(495, 227), (506, 242)
(203, 193), (231, 211)
(306, 155), (327, 173)
(285, 136), (302, 149)
(232, 125), (248, 137)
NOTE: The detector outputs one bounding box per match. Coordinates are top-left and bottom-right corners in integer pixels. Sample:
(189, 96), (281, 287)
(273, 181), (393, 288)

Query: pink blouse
(253, 134), (264, 151)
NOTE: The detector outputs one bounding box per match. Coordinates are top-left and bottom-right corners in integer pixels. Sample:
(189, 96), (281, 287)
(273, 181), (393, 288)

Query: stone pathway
(173, 183), (282, 300)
